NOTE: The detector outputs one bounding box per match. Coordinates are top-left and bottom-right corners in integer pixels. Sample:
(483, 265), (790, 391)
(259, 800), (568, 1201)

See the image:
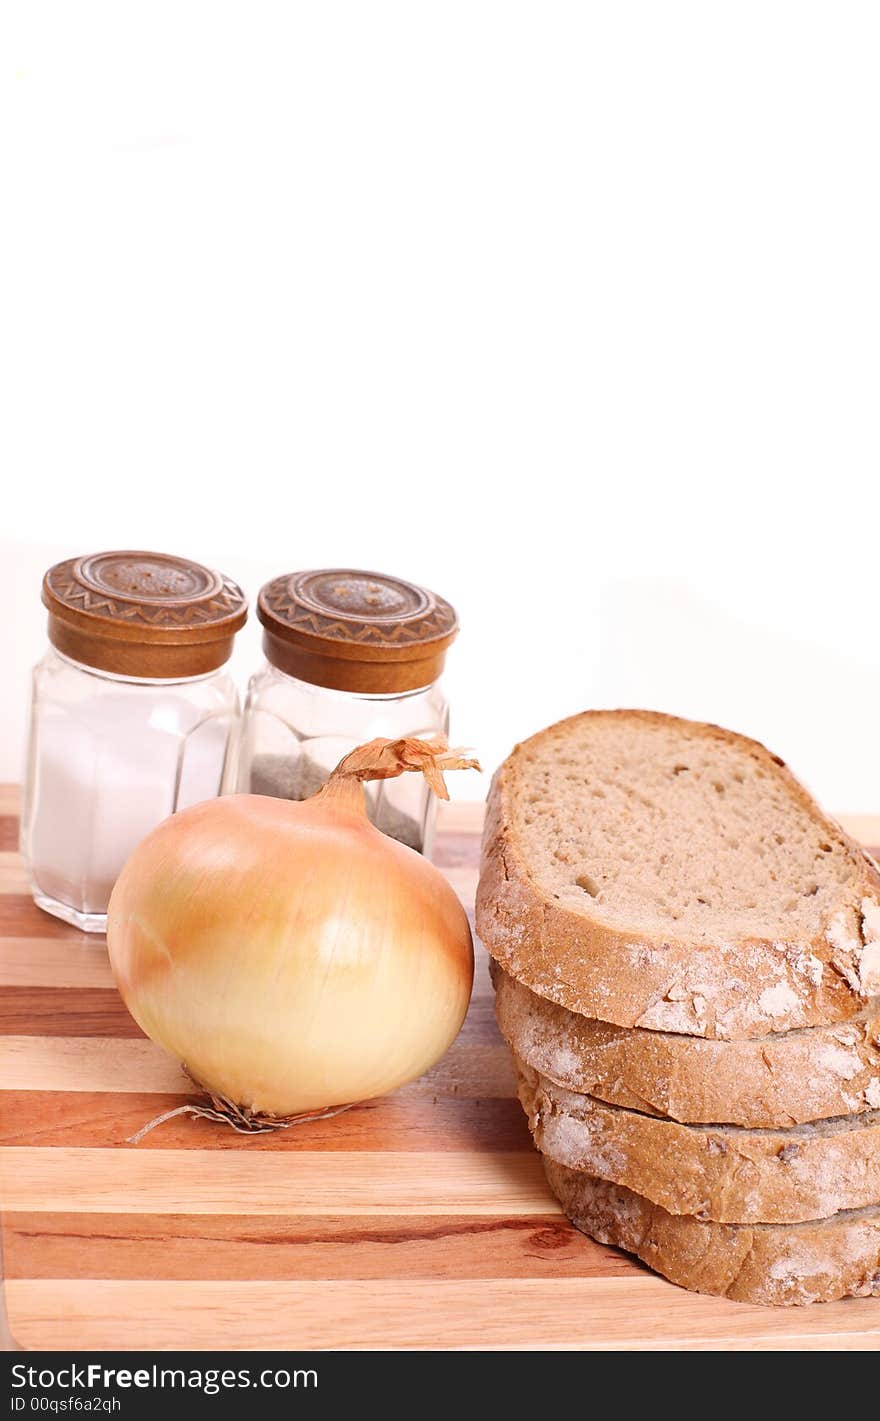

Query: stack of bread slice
(476, 711), (880, 1306)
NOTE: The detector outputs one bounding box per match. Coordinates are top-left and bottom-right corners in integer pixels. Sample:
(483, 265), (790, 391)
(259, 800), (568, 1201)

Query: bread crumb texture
(479, 712), (880, 1036)
(512, 713), (871, 945)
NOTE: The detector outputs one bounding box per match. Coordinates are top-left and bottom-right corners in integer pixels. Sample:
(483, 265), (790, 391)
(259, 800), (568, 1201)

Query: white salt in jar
(236, 569), (458, 856)
(21, 551), (247, 932)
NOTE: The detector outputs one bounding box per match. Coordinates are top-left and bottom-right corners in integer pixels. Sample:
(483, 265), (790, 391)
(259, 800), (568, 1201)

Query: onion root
(126, 1069), (356, 1144)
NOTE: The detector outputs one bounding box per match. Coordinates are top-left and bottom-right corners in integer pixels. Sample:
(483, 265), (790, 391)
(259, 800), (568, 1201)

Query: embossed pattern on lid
(257, 569), (458, 693)
(43, 551), (247, 678)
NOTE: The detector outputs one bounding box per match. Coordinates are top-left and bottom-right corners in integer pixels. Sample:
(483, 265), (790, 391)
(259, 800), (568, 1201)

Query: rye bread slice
(493, 961), (880, 1127)
(544, 1160), (880, 1306)
(477, 710), (880, 1040)
(518, 1060), (880, 1225)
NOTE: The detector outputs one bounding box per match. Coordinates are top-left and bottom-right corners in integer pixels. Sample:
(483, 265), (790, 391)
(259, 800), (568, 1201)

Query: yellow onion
(107, 738), (478, 1128)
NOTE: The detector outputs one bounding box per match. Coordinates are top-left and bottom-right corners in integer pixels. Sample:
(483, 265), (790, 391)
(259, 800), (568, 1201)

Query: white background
(2, 2), (878, 807)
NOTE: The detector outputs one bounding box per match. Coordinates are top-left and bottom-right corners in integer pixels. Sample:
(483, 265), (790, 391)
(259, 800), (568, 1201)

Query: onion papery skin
(107, 793), (474, 1116)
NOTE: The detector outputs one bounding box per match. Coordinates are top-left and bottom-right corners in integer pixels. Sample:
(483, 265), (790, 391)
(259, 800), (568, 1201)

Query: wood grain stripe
(0, 936), (499, 996)
(0, 1034), (516, 1098)
(0, 896), (87, 938)
(0, 988), (144, 1038)
(0, 1147), (554, 1215)
(0, 1036), (186, 1093)
(7, 1277), (880, 1351)
(0, 853), (26, 893)
(0, 884), (480, 935)
(0, 985), (502, 1041)
(0, 937), (116, 988)
(2, 1211), (614, 1281)
(0, 1091), (529, 1152)
(0, 816), (18, 852)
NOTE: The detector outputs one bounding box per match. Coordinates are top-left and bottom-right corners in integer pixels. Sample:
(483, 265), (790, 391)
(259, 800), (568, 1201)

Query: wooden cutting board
(1, 787), (879, 1352)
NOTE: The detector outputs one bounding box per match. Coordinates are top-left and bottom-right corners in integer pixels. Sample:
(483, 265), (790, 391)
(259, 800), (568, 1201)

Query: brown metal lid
(257, 569), (458, 693)
(42, 551), (248, 679)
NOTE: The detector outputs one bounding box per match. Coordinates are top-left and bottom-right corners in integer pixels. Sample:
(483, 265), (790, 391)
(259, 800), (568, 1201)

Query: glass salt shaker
(21, 550), (247, 932)
(237, 569), (459, 856)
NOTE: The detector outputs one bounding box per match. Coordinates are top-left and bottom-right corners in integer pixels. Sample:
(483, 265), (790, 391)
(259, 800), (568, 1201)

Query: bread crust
(493, 962), (880, 1127)
(544, 1160), (880, 1306)
(519, 1061), (880, 1225)
(477, 710), (880, 1040)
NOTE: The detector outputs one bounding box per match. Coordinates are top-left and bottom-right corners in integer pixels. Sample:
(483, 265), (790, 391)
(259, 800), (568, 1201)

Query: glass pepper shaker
(237, 568), (459, 857)
(21, 550), (247, 932)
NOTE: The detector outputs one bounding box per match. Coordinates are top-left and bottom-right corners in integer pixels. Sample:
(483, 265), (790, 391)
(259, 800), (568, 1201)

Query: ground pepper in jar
(236, 569), (459, 856)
